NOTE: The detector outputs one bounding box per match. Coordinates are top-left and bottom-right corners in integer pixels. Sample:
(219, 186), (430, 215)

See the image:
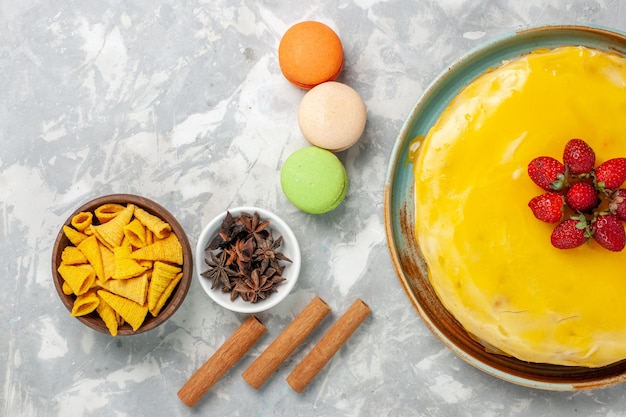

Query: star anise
(201, 250), (238, 290)
(201, 211), (292, 304)
(263, 265), (287, 288)
(253, 231), (292, 272)
(206, 211), (245, 250)
(224, 236), (255, 274)
(241, 211), (270, 240)
(224, 279), (244, 302)
(233, 266), (284, 303)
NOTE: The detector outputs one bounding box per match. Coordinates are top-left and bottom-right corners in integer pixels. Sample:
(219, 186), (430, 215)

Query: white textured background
(2, 1), (626, 416)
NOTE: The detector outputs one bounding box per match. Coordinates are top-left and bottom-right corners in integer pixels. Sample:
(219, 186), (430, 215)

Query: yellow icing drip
(413, 46), (626, 367)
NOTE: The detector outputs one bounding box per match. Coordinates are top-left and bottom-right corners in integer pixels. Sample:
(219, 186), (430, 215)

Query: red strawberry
(527, 156), (566, 191)
(528, 192), (564, 223)
(595, 157), (626, 191)
(551, 217), (589, 249)
(565, 182), (598, 212)
(563, 138), (595, 175)
(609, 189), (626, 221)
(592, 213), (626, 252)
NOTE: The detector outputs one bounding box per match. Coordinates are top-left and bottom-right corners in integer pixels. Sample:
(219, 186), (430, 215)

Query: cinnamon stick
(286, 298), (371, 393)
(177, 315), (266, 407)
(242, 296), (331, 389)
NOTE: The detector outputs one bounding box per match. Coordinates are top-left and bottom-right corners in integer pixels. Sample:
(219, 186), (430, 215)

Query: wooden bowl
(384, 25), (626, 390)
(52, 194), (193, 335)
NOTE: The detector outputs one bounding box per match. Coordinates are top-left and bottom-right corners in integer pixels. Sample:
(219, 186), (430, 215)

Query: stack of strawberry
(527, 139), (626, 251)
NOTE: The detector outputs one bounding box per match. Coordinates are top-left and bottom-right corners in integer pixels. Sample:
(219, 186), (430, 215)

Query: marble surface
(3, 1), (626, 416)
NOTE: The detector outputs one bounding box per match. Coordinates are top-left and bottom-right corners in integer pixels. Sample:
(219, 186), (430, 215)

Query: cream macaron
(297, 81), (367, 152)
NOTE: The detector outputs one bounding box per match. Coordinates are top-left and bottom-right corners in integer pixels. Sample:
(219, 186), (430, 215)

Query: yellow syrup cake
(413, 46), (626, 367)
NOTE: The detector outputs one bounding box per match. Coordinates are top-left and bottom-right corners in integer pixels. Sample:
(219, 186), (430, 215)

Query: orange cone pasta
(71, 290), (100, 317)
(94, 203), (126, 223)
(71, 211), (93, 232)
(98, 290), (148, 332)
(61, 246), (88, 265)
(96, 300), (119, 336)
(98, 271), (149, 305)
(57, 264), (96, 296)
(123, 219), (148, 248)
(77, 236), (105, 281)
(130, 233), (183, 264)
(63, 225), (88, 246)
(91, 204), (135, 250)
(112, 245), (148, 279)
(148, 262), (181, 313)
(133, 206), (172, 239)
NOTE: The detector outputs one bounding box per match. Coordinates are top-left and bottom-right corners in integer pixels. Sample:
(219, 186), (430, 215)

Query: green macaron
(280, 146), (348, 214)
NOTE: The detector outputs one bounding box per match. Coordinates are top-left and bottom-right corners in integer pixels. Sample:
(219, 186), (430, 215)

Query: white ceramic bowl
(195, 206), (301, 313)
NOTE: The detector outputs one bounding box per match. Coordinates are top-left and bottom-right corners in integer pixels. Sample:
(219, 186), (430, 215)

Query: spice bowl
(195, 206), (301, 313)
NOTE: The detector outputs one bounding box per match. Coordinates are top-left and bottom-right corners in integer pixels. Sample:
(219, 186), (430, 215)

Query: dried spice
(203, 250), (238, 290)
(201, 211), (292, 303)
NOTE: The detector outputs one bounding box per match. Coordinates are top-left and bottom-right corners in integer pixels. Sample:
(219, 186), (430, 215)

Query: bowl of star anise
(195, 207), (301, 313)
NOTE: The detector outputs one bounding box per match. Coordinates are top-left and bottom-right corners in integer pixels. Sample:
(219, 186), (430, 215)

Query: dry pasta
(123, 218), (148, 248)
(129, 233), (183, 264)
(98, 271), (149, 305)
(98, 290), (148, 332)
(71, 290), (100, 317)
(150, 273), (182, 317)
(57, 264), (96, 296)
(77, 235), (105, 281)
(57, 202), (184, 336)
(113, 244), (148, 279)
(71, 211), (93, 232)
(91, 204), (135, 250)
(133, 206), (172, 239)
(96, 299), (119, 336)
(148, 262), (181, 312)
(94, 203), (125, 223)
(63, 225), (88, 246)
(99, 245), (115, 281)
(61, 246), (88, 265)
